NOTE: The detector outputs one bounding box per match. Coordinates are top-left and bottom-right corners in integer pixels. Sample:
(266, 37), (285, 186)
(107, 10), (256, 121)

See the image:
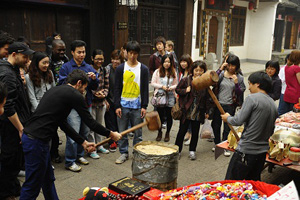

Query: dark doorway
(284, 21), (292, 49)
(273, 20), (284, 52)
(208, 16), (218, 54)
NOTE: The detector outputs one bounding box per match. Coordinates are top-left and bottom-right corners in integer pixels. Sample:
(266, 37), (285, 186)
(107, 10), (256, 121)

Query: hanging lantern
(248, 1), (254, 10)
(208, 0), (215, 6)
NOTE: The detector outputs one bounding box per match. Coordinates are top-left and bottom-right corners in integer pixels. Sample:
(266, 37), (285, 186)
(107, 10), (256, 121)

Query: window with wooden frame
(230, 6), (246, 46)
(196, 0), (202, 48)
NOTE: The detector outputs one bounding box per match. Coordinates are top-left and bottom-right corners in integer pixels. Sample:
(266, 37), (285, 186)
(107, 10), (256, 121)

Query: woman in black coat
(265, 60), (281, 101)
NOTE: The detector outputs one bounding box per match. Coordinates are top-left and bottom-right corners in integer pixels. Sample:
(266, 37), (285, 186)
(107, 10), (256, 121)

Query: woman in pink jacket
(151, 54), (178, 142)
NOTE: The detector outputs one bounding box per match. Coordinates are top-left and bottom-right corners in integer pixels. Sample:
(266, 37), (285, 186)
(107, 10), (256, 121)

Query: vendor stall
(216, 111), (300, 172)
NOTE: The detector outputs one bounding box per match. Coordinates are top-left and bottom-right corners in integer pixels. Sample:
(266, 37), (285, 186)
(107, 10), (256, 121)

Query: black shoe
(156, 130), (162, 141)
(52, 155), (62, 163)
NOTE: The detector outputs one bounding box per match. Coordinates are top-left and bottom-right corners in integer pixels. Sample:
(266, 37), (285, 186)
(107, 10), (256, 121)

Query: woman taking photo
(265, 60), (281, 101)
(175, 61), (213, 160)
(88, 49), (109, 158)
(151, 54), (178, 142)
(211, 54), (246, 156)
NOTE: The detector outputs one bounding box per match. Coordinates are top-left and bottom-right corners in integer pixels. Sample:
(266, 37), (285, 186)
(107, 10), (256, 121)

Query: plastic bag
(200, 119), (214, 139)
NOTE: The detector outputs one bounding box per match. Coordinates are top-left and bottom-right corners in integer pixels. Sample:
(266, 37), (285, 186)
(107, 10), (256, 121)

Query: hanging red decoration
(248, 2), (254, 10)
(208, 0), (215, 6)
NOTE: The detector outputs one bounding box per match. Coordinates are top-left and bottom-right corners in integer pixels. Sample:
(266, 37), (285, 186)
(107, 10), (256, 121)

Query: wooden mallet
(95, 111), (161, 147)
(192, 70), (240, 141)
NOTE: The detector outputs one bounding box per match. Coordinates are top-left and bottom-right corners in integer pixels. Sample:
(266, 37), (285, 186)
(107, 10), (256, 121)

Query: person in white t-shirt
(278, 53), (292, 116)
(114, 41), (150, 164)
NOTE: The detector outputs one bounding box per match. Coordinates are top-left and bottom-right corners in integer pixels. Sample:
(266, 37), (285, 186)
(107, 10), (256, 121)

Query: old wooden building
(0, 0), (194, 66)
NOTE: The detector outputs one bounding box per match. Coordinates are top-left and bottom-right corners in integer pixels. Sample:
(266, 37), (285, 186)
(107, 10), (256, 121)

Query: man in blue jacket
(59, 40), (99, 172)
(114, 41), (149, 164)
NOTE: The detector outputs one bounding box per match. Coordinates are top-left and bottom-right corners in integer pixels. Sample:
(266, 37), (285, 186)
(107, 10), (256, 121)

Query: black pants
(50, 131), (59, 158)
(175, 119), (201, 152)
(225, 151), (266, 181)
(105, 103), (118, 145)
(0, 123), (22, 198)
(212, 104), (235, 144)
(157, 107), (173, 133)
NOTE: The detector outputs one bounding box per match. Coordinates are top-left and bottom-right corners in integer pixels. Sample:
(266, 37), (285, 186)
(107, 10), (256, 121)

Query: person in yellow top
(114, 41), (150, 164)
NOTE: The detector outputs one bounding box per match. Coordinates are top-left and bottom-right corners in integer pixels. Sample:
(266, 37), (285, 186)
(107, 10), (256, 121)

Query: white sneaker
(189, 151), (196, 160)
(224, 150), (231, 157)
(89, 152), (100, 159)
(184, 139), (190, 146)
(66, 163), (82, 172)
(77, 157), (89, 165)
(98, 146), (109, 154)
(212, 147), (215, 152)
(18, 170), (26, 177)
(128, 132), (134, 138)
(115, 154), (128, 164)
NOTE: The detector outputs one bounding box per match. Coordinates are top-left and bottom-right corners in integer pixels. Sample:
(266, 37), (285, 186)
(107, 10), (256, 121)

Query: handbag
(151, 77), (169, 107)
(171, 76), (191, 120)
(171, 100), (182, 120)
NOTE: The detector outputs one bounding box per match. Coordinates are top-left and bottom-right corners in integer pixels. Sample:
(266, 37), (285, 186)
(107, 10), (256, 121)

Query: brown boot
(156, 130), (162, 141)
(164, 132), (170, 142)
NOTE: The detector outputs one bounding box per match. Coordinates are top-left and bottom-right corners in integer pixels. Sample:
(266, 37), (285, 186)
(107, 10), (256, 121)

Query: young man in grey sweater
(221, 71), (278, 181)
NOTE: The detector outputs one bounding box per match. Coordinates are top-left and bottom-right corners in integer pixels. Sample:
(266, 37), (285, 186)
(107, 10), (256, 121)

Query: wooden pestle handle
(207, 88), (240, 141)
(95, 121), (148, 147)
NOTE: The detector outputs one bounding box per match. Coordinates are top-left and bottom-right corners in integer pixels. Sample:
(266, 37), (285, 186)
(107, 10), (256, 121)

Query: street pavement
(17, 62), (299, 199)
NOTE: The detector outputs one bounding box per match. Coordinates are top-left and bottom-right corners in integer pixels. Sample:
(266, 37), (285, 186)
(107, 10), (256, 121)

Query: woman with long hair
(211, 54), (246, 156)
(25, 52), (55, 112)
(178, 54), (193, 143)
(151, 54), (178, 142)
(178, 54), (193, 81)
(25, 52), (60, 163)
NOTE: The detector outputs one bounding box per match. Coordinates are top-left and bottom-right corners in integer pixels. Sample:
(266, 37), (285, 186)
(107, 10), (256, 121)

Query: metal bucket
(132, 141), (179, 191)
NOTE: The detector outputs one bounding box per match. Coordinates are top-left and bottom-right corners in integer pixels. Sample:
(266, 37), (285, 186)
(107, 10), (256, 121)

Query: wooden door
(208, 16), (218, 53)
(290, 20), (299, 49)
(128, 6), (179, 67)
(24, 8), (56, 52)
(57, 9), (85, 58)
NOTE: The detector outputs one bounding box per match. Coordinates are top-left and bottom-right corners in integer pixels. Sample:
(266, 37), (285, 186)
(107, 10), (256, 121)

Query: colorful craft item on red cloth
(159, 180), (280, 200)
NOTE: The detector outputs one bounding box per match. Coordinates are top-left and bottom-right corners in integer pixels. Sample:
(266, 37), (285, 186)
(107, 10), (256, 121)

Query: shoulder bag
(151, 77), (169, 107)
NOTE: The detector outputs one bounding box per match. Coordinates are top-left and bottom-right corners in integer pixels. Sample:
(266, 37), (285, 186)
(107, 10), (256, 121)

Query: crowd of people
(0, 30), (300, 200)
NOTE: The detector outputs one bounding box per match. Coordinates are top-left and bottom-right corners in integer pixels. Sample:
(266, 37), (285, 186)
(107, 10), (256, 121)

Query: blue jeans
(65, 108), (90, 167)
(212, 104), (235, 144)
(117, 108), (143, 154)
(278, 93), (294, 116)
(20, 134), (58, 200)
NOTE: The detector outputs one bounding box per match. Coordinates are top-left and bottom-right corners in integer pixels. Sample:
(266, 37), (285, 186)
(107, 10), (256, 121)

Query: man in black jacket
(20, 69), (121, 200)
(0, 42), (34, 200)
